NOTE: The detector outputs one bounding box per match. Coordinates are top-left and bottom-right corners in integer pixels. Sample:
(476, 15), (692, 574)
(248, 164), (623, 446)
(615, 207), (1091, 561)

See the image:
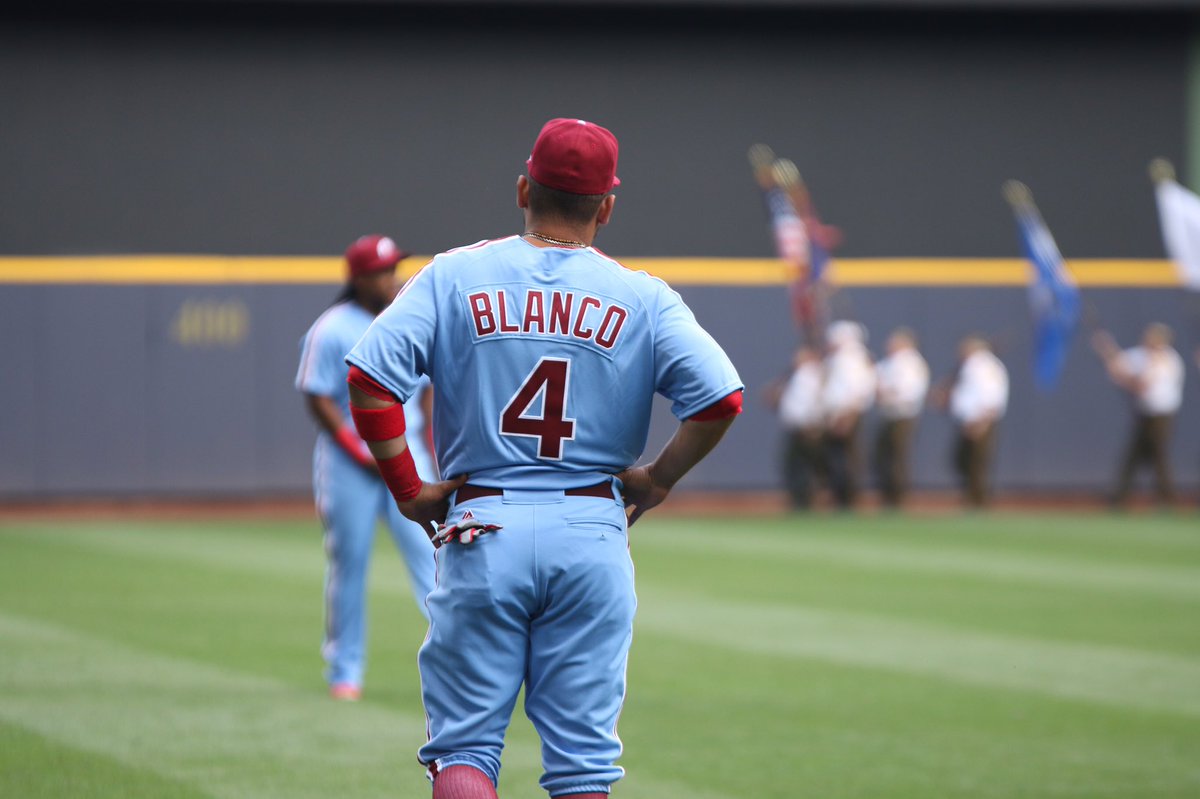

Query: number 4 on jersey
(500, 357), (576, 460)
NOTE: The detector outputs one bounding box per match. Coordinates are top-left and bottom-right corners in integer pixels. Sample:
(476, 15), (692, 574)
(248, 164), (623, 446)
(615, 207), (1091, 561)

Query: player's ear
(516, 175), (530, 209)
(596, 194), (616, 226)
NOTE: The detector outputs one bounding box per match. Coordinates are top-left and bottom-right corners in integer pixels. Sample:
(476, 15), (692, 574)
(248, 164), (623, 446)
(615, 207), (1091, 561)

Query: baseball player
(344, 118), (742, 798)
(295, 235), (437, 701)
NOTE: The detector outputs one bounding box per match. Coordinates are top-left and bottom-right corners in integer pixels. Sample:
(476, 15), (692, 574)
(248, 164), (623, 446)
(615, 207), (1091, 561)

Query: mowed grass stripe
(634, 525), (1200, 601)
(10, 517), (1200, 601)
(0, 720), (217, 799)
(0, 612), (738, 799)
(5, 523), (1198, 717)
(640, 513), (1200, 564)
(635, 588), (1200, 718)
(0, 612), (439, 799)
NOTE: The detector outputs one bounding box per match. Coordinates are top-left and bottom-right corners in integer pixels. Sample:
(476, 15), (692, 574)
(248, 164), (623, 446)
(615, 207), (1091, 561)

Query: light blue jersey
(296, 299), (435, 690)
(346, 236), (742, 488)
(298, 301), (430, 465)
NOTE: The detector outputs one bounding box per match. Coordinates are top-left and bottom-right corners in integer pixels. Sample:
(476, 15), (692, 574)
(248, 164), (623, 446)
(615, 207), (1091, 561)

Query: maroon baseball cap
(345, 235), (406, 277)
(526, 118), (621, 196)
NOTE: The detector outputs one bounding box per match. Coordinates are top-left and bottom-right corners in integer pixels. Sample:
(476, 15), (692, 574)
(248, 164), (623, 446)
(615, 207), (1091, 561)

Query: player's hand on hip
(396, 475), (468, 530)
(615, 465), (670, 527)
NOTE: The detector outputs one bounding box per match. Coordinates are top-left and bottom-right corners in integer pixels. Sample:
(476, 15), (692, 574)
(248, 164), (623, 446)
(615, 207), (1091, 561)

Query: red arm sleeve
(347, 365), (422, 502)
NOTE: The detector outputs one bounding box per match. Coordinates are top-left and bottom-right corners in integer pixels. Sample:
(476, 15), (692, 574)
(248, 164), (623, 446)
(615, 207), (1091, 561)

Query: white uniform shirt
(876, 347), (929, 421)
(1118, 346), (1185, 415)
(778, 361), (824, 431)
(821, 343), (876, 419)
(950, 350), (1009, 425)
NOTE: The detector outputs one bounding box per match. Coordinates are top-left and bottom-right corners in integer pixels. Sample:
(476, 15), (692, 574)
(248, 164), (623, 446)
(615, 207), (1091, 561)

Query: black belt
(455, 481), (614, 504)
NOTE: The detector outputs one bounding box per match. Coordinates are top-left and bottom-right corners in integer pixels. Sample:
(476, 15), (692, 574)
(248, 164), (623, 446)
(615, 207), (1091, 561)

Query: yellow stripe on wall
(0, 255), (1183, 287)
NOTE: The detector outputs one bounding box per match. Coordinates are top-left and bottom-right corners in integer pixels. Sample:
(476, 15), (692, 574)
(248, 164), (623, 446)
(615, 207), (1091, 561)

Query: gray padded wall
(1, 282), (1196, 496)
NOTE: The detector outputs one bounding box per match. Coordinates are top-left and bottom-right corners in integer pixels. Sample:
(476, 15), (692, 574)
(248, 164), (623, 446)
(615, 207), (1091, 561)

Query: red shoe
(329, 683), (362, 701)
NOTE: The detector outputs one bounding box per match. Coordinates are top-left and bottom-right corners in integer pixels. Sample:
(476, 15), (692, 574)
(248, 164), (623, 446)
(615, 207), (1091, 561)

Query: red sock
(432, 765), (498, 799)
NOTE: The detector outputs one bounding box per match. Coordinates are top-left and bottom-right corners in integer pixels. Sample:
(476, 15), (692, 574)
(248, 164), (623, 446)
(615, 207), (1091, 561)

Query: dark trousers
(782, 429), (825, 510)
(873, 418), (917, 507)
(824, 419), (862, 510)
(1114, 413), (1175, 505)
(953, 423), (997, 508)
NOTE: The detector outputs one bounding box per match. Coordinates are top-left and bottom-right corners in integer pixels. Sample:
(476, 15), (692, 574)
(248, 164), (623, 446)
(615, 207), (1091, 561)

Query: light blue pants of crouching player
(418, 480), (637, 797)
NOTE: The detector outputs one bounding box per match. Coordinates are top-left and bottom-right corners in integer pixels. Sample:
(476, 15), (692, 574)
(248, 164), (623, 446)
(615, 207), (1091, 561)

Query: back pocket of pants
(564, 515), (626, 536)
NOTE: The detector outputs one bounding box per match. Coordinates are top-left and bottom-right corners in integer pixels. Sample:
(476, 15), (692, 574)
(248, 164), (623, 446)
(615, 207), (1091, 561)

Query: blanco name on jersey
(465, 287), (629, 351)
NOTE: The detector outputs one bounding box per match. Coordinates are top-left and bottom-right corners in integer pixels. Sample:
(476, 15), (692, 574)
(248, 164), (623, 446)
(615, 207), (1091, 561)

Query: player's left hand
(396, 475), (468, 530)
(614, 465), (671, 527)
(432, 518), (503, 548)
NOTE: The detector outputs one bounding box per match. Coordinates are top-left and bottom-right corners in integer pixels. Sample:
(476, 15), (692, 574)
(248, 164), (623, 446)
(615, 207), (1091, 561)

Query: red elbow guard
(689, 389), (744, 422)
(351, 403), (408, 441)
(378, 447), (423, 503)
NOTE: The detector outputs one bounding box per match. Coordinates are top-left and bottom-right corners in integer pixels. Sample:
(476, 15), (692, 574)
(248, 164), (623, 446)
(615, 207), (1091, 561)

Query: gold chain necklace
(524, 231), (588, 248)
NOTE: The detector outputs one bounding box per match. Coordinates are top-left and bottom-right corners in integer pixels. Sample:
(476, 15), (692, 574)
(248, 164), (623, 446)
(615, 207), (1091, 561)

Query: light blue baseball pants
(418, 483), (636, 797)
(313, 438), (437, 687)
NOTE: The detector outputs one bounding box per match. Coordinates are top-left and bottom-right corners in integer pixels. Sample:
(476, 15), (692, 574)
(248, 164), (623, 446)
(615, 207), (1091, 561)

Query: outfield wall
(1, 260), (1196, 498)
(1, 5), (1197, 497)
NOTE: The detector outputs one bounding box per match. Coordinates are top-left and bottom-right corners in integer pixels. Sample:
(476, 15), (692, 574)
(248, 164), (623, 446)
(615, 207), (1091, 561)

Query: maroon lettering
(549, 291), (573, 335)
(500, 358), (575, 460)
(595, 305), (628, 349)
(496, 289), (519, 333)
(523, 291), (545, 334)
(573, 296), (602, 340)
(469, 292), (496, 336)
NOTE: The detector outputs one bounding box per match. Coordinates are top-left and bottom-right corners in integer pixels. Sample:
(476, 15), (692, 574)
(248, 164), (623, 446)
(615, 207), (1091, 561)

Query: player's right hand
(396, 475), (468, 530)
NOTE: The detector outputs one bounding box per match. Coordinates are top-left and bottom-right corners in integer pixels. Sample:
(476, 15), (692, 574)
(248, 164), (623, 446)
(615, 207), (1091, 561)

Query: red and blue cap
(345, 235), (406, 277)
(526, 118), (620, 196)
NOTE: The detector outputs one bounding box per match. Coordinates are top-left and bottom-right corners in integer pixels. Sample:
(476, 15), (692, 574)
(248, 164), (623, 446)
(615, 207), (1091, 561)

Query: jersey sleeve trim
(348, 364), (399, 402)
(689, 389), (743, 421)
(671, 380), (746, 422)
(343, 353), (415, 404)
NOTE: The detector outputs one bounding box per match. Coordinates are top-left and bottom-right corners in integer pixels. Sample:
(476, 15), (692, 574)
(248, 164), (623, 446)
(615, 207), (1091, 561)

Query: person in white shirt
(1092, 323), (1185, 507)
(937, 335), (1008, 507)
(821, 320), (876, 509)
(767, 346), (826, 510)
(872, 328), (929, 508)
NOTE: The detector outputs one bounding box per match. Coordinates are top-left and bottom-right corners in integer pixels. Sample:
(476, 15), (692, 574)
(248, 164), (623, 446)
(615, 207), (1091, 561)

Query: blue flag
(1011, 197), (1080, 391)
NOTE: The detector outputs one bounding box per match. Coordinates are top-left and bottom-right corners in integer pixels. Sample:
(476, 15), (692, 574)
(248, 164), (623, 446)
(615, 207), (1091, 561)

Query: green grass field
(2, 510), (1198, 798)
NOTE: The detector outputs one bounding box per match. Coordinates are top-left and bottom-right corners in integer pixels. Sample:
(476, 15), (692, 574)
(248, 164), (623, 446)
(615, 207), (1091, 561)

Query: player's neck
(522, 217), (596, 248)
(354, 297), (386, 317)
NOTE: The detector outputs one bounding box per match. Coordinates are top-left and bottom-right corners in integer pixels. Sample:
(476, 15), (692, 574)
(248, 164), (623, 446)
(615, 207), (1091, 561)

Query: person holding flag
(749, 144), (842, 345)
(1091, 323), (1185, 509)
(1002, 180), (1081, 392)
